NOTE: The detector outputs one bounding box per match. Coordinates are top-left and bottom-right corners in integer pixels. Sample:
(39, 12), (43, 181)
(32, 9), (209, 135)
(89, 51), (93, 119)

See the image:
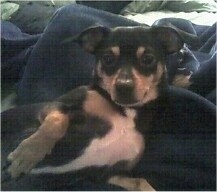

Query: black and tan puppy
(2, 25), (183, 189)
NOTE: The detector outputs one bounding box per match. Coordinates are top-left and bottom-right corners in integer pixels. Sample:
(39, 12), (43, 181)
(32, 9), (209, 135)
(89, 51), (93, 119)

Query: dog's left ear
(76, 26), (110, 53)
(151, 26), (184, 54)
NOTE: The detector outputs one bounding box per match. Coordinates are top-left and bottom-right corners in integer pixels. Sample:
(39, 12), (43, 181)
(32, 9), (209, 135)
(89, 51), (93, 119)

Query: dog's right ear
(62, 26), (110, 53)
(76, 26), (110, 53)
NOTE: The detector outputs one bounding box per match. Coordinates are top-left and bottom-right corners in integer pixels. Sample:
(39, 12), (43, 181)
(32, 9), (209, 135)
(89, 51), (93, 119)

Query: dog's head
(76, 26), (183, 107)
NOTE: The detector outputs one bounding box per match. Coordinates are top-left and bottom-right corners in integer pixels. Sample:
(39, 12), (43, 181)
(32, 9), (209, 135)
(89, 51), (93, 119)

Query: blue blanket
(1, 4), (216, 191)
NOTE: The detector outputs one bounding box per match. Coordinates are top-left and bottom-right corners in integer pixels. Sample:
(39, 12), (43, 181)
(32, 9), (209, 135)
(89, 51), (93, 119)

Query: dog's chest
(32, 94), (145, 174)
(80, 109), (145, 168)
(31, 110), (145, 174)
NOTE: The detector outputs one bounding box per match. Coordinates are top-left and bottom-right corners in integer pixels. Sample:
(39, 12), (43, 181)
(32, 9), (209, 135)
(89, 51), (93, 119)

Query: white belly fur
(31, 109), (145, 174)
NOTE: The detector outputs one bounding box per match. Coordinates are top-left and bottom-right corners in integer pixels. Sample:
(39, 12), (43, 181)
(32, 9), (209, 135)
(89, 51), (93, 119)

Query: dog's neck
(91, 84), (168, 118)
(91, 84), (126, 116)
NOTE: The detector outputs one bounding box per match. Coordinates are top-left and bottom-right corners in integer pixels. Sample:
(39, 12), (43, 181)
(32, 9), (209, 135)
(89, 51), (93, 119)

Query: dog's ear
(76, 26), (110, 53)
(151, 26), (184, 54)
(61, 26), (110, 53)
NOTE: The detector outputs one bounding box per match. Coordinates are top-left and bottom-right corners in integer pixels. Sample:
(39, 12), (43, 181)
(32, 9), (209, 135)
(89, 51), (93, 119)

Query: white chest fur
(31, 109), (145, 174)
(31, 91), (145, 174)
(81, 109), (145, 167)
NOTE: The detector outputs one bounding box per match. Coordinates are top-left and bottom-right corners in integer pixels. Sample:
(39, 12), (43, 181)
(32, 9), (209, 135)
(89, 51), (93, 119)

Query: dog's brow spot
(111, 46), (120, 56)
(136, 46), (145, 58)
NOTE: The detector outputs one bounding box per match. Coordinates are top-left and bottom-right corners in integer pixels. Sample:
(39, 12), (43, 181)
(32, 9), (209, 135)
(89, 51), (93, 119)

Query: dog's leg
(5, 86), (89, 178)
(108, 176), (155, 191)
(7, 110), (69, 178)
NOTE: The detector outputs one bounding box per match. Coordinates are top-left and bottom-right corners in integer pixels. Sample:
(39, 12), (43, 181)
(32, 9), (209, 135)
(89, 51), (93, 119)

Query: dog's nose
(116, 77), (134, 89)
(115, 76), (135, 104)
(116, 70), (134, 91)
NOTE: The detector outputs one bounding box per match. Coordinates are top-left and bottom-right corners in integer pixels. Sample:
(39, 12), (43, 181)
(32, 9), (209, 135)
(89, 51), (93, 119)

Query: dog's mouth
(113, 89), (150, 108)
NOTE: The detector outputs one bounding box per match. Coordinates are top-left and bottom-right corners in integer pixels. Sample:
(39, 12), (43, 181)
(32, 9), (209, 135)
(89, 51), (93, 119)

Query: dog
(1, 25), (184, 190)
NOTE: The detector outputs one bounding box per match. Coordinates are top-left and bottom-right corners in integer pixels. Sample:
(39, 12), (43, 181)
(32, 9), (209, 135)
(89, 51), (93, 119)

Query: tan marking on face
(96, 62), (103, 78)
(97, 63), (121, 101)
(152, 62), (165, 85)
(131, 62), (165, 105)
(132, 68), (153, 101)
(111, 46), (120, 56)
(103, 72), (120, 102)
(136, 46), (145, 58)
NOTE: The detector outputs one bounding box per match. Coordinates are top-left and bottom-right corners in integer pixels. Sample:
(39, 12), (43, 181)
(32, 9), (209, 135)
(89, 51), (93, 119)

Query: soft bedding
(121, 0), (217, 14)
(1, 3), (216, 191)
(124, 11), (217, 26)
(122, 0), (217, 26)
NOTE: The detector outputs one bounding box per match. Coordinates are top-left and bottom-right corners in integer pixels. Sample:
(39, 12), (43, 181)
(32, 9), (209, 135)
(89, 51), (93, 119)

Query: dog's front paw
(7, 135), (56, 178)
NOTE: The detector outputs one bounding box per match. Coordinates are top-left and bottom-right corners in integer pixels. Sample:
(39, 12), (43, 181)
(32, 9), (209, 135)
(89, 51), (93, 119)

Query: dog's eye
(140, 54), (155, 66)
(101, 54), (115, 66)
